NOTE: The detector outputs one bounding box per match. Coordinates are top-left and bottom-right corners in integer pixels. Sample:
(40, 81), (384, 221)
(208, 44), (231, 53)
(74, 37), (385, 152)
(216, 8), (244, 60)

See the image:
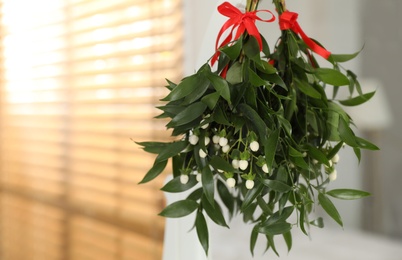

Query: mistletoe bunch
(137, 0), (378, 256)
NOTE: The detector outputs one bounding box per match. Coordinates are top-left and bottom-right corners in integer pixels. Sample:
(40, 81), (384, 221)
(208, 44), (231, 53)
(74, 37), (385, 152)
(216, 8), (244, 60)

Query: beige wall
(361, 0), (402, 238)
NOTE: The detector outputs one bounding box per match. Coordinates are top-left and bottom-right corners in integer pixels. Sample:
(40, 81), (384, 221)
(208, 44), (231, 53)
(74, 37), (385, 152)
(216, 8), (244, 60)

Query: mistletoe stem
(273, 0), (286, 14)
(246, 0), (260, 12)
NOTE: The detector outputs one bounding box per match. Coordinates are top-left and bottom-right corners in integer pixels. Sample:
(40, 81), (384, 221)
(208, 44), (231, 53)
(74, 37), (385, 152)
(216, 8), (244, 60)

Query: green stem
(273, 0), (286, 14)
(246, 0), (260, 12)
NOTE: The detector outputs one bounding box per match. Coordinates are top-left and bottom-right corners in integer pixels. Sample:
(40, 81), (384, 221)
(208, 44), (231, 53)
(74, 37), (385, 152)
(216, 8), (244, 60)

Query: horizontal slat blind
(0, 0), (183, 259)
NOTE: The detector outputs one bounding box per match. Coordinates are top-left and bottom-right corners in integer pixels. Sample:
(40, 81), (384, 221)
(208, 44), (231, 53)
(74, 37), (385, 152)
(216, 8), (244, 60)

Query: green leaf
(202, 166), (215, 207)
(238, 103), (268, 143)
(318, 193), (343, 226)
(257, 195), (273, 215)
(248, 68), (267, 87)
(159, 199), (198, 218)
(265, 234), (279, 256)
(339, 91), (376, 106)
(161, 175), (198, 193)
(201, 92), (220, 110)
(207, 73), (231, 104)
(256, 61), (277, 74)
(354, 147), (362, 162)
(260, 73), (287, 90)
(212, 105), (231, 126)
(165, 79), (177, 90)
(262, 206), (295, 226)
(261, 179), (292, 193)
(183, 75), (210, 105)
(327, 189), (371, 200)
(277, 115), (292, 136)
(217, 180), (235, 218)
(243, 201), (258, 223)
(327, 142), (344, 162)
(167, 102), (207, 127)
(187, 187), (203, 201)
(288, 146), (304, 157)
(136, 141), (167, 154)
(315, 68), (349, 86)
(258, 222), (292, 235)
(139, 159), (168, 184)
(331, 49), (361, 63)
(292, 157), (309, 170)
(299, 204), (308, 235)
(226, 62), (243, 84)
(310, 217), (324, 228)
(261, 35), (271, 58)
(156, 104), (185, 119)
(241, 182), (264, 211)
(244, 36), (261, 61)
(306, 145), (330, 167)
(155, 141), (187, 163)
(162, 73), (200, 101)
(250, 227), (259, 256)
(172, 154), (183, 178)
(283, 231), (292, 252)
(294, 78), (321, 99)
(195, 211), (209, 256)
(221, 37), (243, 60)
(264, 129), (279, 171)
(201, 195), (228, 227)
(245, 85), (257, 109)
(355, 136), (380, 150)
(210, 155), (235, 173)
(338, 116), (359, 147)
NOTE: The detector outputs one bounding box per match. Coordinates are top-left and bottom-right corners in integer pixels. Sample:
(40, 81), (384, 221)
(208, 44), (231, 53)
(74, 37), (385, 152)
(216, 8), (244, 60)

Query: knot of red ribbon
(211, 2), (275, 66)
(279, 11), (331, 59)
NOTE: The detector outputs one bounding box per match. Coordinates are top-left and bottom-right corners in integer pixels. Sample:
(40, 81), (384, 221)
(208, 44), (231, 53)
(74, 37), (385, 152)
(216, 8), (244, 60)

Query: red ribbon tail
(296, 23), (331, 59)
(279, 11), (331, 60)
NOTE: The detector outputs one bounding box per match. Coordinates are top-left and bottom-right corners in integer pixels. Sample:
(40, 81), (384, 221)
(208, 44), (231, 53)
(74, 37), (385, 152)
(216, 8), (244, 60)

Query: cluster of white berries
(225, 177), (254, 189)
(185, 120), (270, 190)
(179, 170), (202, 184)
(327, 153), (340, 181)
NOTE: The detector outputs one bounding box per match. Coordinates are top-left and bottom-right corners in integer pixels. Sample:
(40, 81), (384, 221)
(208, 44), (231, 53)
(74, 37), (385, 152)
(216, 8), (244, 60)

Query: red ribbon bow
(211, 2), (275, 66)
(279, 11), (331, 59)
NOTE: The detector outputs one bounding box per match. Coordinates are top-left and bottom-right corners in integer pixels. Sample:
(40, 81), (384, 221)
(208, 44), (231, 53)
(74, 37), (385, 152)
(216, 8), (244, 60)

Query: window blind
(0, 0), (183, 259)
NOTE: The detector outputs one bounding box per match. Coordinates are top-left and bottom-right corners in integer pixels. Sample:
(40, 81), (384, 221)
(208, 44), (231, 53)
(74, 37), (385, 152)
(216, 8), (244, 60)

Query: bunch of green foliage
(137, 0), (378, 256)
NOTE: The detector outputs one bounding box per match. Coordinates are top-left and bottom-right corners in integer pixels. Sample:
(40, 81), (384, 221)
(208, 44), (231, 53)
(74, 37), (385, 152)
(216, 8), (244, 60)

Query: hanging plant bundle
(137, 0), (378, 256)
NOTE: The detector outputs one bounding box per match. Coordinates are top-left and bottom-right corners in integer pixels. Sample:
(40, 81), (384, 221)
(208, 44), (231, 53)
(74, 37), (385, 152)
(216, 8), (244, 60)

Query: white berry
(212, 135), (220, 144)
(204, 136), (210, 146)
(180, 175), (189, 184)
(331, 153), (340, 164)
(329, 169), (337, 181)
(199, 149), (207, 158)
(226, 177), (236, 188)
(222, 144), (230, 153)
(219, 137), (228, 147)
(232, 159), (239, 169)
(239, 160), (248, 170)
(200, 120), (209, 129)
(245, 180), (255, 190)
(188, 135), (199, 145)
(196, 173), (202, 182)
(262, 164), (269, 173)
(328, 160), (333, 167)
(249, 141), (259, 152)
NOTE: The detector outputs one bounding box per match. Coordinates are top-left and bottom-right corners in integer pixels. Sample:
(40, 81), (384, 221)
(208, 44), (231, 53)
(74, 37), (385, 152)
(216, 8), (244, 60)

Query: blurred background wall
(183, 0), (400, 251)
